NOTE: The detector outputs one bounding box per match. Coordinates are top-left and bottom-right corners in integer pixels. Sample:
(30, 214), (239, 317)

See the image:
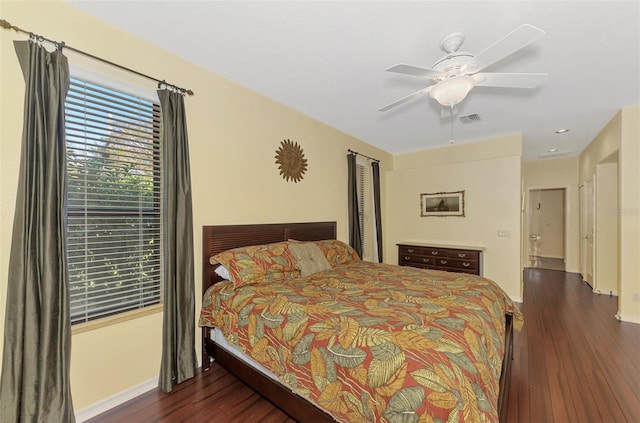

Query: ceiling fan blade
(464, 24), (545, 74)
(385, 64), (443, 79)
(378, 86), (433, 112)
(473, 72), (547, 88)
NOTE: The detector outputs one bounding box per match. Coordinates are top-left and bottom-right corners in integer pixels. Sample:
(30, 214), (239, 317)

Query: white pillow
(214, 264), (231, 281)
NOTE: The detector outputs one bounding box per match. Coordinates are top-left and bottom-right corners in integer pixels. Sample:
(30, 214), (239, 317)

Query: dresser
(397, 243), (485, 276)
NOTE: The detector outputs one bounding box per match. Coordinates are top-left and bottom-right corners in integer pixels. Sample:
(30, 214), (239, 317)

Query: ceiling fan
(379, 24), (547, 112)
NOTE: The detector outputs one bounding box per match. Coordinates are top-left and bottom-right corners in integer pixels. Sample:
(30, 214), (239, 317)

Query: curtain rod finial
(1, 19), (14, 30)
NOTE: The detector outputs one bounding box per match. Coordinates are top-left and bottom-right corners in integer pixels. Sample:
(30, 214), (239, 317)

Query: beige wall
(595, 162), (619, 295)
(522, 158), (579, 272)
(579, 106), (640, 323)
(579, 112), (621, 183)
(618, 106), (640, 322)
(0, 0), (392, 411)
(387, 135), (523, 301)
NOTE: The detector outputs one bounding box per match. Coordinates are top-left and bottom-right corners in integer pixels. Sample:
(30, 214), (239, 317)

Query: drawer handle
(404, 256), (411, 260)
(407, 248), (414, 253)
(440, 260), (447, 265)
(431, 251), (438, 255)
(463, 262), (471, 267)
(458, 253), (466, 258)
(422, 258), (429, 263)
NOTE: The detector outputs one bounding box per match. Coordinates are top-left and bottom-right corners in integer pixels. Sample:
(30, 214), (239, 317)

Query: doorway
(528, 188), (566, 271)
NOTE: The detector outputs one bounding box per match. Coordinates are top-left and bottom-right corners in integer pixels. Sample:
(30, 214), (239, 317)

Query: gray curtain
(158, 89), (197, 392)
(0, 41), (75, 422)
(371, 161), (383, 263)
(347, 153), (363, 258)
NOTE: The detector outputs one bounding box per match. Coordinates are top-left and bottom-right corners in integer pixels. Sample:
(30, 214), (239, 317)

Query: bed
(200, 221), (519, 423)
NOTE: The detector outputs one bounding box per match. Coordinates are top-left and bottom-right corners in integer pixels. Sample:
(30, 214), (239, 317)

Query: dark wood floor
(507, 268), (640, 423)
(86, 269), (640, 423)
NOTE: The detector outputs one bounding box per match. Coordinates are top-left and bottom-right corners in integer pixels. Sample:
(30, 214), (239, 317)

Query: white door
(528, 189), (542, 266)
(579, 184), (586, 277)
(585, 179), (595, 286)
(579, 179), (595, 286)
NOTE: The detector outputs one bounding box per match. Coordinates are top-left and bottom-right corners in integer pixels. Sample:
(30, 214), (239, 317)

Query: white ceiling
(69, 1), (639, 161)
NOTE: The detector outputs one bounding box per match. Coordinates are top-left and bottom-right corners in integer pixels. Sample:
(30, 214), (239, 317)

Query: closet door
(579, 179), (595, 286)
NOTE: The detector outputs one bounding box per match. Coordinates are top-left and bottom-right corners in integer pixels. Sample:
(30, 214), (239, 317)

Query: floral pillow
(212, 241), (299, 288)
(312, 239), (361, 267)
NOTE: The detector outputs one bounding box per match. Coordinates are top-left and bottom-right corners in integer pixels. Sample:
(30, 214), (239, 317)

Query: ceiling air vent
(459, 114), (481, 125)
(538, 151), (570, 160)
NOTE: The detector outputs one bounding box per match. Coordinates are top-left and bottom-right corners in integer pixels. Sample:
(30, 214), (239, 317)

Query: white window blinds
(357, 162), (373, 261)
(65, 78), (162, 324)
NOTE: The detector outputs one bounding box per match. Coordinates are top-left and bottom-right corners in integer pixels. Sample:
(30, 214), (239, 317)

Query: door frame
(523, 185), (569, 269)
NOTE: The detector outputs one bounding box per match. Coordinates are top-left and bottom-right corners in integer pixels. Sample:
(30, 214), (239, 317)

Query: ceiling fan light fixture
(430, 76), (476, 107)
(380, 24), (546, 112)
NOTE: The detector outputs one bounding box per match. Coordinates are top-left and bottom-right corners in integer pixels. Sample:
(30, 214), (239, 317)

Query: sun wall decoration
(275, 139), (307, 183)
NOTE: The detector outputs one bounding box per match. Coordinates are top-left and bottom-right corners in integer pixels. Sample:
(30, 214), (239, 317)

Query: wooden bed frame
(201, 221), (513, 423)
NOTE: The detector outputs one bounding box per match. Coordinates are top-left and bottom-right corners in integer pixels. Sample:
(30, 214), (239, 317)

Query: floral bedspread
(199, 261), (522, 423)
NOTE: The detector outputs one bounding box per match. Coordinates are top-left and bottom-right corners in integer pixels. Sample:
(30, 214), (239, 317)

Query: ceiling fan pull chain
(450, 105), (455, 144)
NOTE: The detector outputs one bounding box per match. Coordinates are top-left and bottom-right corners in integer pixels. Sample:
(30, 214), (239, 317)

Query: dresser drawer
(421, 248), (450, 258)
(398, 245), (424, 255)
(447, 249), (479, 260)
(400, 253), (434, 266)
(434, 257), (479, 272)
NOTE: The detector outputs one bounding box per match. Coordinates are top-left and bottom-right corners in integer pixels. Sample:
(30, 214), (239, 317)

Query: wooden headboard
(201, 221), (337, 295)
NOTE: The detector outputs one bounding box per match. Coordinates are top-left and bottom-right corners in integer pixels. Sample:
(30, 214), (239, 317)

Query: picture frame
(420, 190), (465, 217)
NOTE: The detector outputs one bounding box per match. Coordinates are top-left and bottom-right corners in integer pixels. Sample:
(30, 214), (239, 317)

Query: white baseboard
(616, 314), (640, 324)
(593, 289), (618, 296)
(75, 376), (158, 422)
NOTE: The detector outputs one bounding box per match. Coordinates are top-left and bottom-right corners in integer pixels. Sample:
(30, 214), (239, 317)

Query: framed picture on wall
(420, 191), (465, 217)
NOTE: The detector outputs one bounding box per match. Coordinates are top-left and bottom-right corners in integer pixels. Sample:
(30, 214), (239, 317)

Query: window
(356, 161), (374, 262)
(65, 77), (162, 324)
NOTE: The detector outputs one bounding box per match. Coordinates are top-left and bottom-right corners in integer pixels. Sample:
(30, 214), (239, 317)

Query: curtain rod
(0, 19), (193, 96)
(348, 149), (379, 163)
